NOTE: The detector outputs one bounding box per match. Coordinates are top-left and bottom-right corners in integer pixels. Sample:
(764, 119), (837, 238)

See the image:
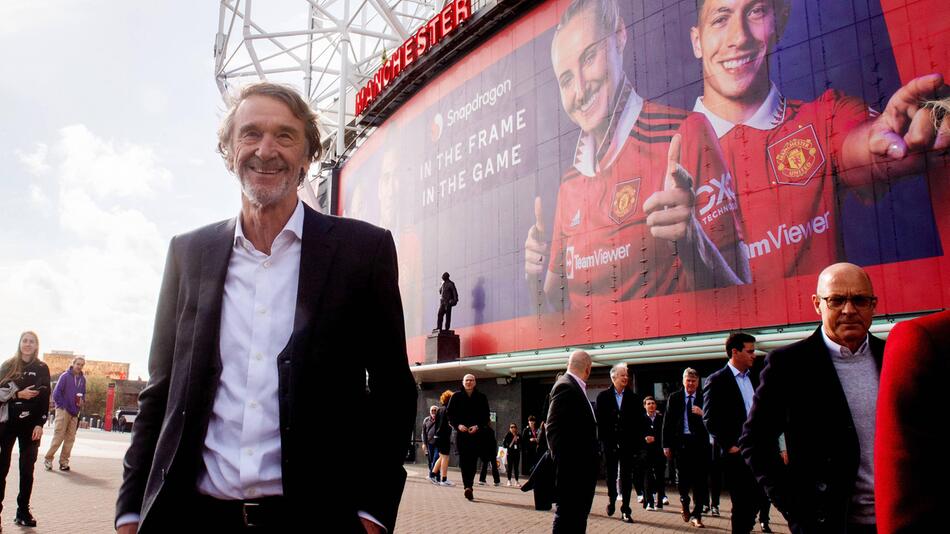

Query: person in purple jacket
(43, 356), (85, 472)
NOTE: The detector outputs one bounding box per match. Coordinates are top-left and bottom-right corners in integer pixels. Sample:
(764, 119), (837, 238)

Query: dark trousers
(459, 451), (478, 489)
(437, 303), (453, 330)
(507, 449), (521, 481)
(631, 449), (646, 498)
(643, 451), (667, 506)
(523, 447), (538, 476)
(708, 446), (723, 508)
(675, 436), (710, 520)
(425, 441), (439, 475)
(722, 453), (759, 533)
(478, 456), (500, 484)
(552, 474), (596, 534)
(0, 421), (40, 514)
(603, 447), (634, 513)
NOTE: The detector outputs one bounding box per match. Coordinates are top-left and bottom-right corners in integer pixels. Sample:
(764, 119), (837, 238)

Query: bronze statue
(437, 272), (458, 331)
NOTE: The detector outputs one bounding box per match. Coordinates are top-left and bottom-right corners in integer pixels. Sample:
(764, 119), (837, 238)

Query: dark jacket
(3, 358), (51, 429)
(703, 362), (759, 455)
(643, 412), (664, 457)
(439, 280), (458, 305)
(594, 386), (645, 454)
(662, 388), (708, 451)
(116, 206), (417, 533)
(446, 388), (490, 453)
(740, 327), (885, 533)
(546, 374), (599, 495)
(502, 430), (520, 452)
(422, 415), (438, 444)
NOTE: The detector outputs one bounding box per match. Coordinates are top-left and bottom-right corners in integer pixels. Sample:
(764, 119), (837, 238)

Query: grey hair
(609, 363), (627, 379)
(683, 367), (699, 379)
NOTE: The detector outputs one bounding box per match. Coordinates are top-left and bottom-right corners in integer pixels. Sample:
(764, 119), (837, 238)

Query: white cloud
(58, 124), (172, 198)
(16, 143), (51, 176)
(1, 125), (173, 377)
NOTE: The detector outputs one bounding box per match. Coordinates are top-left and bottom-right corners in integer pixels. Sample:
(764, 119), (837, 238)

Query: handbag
(0, 382), (20, 424)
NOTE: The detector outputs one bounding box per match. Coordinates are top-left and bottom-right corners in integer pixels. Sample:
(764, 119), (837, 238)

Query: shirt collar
(572, 77), (644, 177)
(233, 199), (304, 251)
(693, 83), (785, 138)
(821, 328), (870, 359)
(566, 371), (587, 392)
(727, 361), (748, 378)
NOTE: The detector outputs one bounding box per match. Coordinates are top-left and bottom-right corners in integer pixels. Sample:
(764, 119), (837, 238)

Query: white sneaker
(506, 481), (512, 487)
(662, 496), (670, 505)
(440, 480), (455, 486)
(647, 505), (657, 512)
(430, 477), (441, 485)
(637, 495), (643, 503)
(44, 459), (52, 471)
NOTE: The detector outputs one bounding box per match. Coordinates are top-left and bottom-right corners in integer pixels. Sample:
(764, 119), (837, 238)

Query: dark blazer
(446, 388), (490, 454)
(740, 327), (884, 533)
(643, 412), (664, 457)
(703, 363), (758, 455)
(116, 205), (417, 533)
(594, 387), (645, 453)
(876, 311), (949, 534)
(662, 388), (708, 451)
(545, 374), (599, 494)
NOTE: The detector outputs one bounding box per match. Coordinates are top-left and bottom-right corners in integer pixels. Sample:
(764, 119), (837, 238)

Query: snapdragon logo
(565, 243), (633, 279)
(446, 79), (512, 127)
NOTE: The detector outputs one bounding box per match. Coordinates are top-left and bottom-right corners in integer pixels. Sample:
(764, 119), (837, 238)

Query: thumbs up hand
(643, 134), (695, 241)
(524, 196), (548, 277)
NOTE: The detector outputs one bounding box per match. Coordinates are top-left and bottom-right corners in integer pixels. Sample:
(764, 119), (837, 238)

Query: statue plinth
(425, 330), (460, 363)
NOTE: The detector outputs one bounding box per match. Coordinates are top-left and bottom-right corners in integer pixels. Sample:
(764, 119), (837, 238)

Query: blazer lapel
(188, 218), (235, 407)
(290, 206), (338, 351)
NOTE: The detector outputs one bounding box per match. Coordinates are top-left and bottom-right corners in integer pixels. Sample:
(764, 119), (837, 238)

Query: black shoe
(761, 522), (773, 533)
(15, 509), (37, 527)
(710, 506), (720, 517)
(606, 502), (616, 516)
(59, 464), (70, 472)
(621, 512), (633, 523)
(464, 487), (474, 501)
(681, 504), (691, 522)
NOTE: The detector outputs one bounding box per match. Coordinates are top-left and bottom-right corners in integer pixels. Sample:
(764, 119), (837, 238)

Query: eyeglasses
(818, 295), (877, 310)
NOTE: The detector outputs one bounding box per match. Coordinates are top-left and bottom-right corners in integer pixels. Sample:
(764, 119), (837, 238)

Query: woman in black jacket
(0, 331), (51, 527)
(502, 423), (522, 486)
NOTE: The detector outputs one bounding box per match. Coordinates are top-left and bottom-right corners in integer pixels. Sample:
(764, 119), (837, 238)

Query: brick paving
(0, 429), (791, 533)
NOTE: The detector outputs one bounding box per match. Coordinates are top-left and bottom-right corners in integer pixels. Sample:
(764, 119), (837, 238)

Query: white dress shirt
(197, 200), (304, 499)
(727, 362), (755, 416)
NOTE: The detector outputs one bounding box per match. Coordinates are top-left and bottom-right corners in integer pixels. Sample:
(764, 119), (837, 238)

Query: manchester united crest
(609, 178), (641, 224)
(767, 124), (825, 186)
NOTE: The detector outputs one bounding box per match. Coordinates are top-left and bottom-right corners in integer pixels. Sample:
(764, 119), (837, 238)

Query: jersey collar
(572, 77), (643, 178)
(693, 82), (786, 138)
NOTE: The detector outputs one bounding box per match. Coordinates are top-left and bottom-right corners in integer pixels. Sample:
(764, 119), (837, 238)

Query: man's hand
(18, 386), (39, 400)
(728, 446), (741, 455)
(645, 435), (655, 444)
(690, 405), (703, 417)
(361, 518), (384, 534)
(869, 73), (950, 159)
(32, 425), (43, 441)
(644, 134), (695, 241)
(780, 450), (789, 465)
(458, 425), (468, 433)
(116, 524), (138, 534)
(469, 425), (479, 434)
(663, 448), (672, 460)
(524, 196), (547, 277)
(422, 444), (427, 454)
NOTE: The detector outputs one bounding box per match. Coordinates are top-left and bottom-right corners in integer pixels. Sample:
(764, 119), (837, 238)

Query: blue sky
(1, 1), (245, 378)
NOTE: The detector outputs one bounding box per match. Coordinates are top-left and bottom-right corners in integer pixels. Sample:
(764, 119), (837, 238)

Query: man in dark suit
(595, 363), (644, 523)
(703, 332), (771, 533)
(641, 396), (665, 511)
(663, 367), (709, 528)
(115, 82), (417, 534)
(741, 263), (884, 534)
(446, 373), (490, 501)
(547, 350), (599, 533)
(876, 309), (950, 533)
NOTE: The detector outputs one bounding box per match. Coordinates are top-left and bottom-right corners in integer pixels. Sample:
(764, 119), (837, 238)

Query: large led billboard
(340, 0), (950, 362)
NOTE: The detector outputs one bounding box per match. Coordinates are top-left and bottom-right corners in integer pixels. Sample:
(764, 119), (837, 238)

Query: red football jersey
(547, 99), (745, 309)
(720, 89), (869, 281)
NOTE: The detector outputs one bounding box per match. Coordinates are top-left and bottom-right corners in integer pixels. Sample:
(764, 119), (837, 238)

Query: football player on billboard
(525, 0), (751, 311)
(689, 0), (950, 283)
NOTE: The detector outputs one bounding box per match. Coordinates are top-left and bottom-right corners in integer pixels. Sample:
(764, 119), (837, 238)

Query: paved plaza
(2, 429), (789, 533)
